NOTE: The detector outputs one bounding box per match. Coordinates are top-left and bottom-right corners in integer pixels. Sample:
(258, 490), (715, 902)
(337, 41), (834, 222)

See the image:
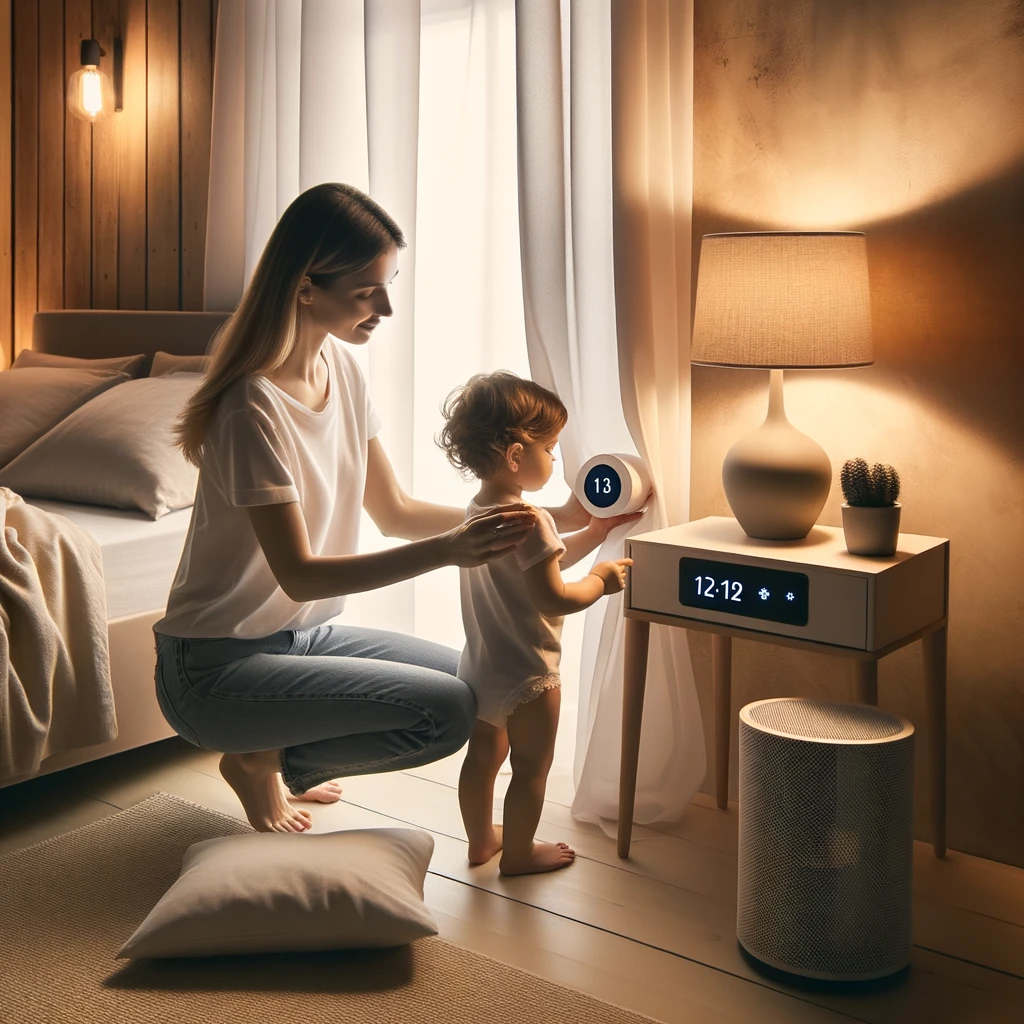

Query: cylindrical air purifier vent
(737, 697), (914, 981)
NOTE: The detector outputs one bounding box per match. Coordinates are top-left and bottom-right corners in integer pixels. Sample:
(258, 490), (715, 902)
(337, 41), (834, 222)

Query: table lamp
(691, 231), (873, 540)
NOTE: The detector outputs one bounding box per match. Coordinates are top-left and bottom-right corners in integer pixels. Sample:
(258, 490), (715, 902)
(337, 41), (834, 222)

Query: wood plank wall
(0, 0), (215, 369)
(0, 0), (11, 364)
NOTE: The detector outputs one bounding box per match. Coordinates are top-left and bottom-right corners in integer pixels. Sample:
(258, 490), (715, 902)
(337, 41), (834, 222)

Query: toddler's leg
(499, 688), (575, 876)
(459, 719), (510, 865)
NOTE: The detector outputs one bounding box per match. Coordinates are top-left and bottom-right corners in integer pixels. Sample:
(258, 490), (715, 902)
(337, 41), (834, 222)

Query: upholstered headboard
(32, 310), (231, 372)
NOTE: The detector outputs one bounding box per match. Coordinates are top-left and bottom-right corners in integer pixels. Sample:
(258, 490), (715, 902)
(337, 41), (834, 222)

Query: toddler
(437, 372), (635, 875)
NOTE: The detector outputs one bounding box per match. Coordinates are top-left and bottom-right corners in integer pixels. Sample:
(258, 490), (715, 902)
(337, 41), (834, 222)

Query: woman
(155, 183), (587, 833)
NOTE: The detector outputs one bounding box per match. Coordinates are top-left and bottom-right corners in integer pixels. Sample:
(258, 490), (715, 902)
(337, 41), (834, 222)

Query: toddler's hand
(589, 558), (633, 596)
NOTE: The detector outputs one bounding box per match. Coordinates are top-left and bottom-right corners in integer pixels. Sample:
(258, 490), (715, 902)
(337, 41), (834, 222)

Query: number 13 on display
(591, 477), (613, 495)
(696, 576), (742, 602)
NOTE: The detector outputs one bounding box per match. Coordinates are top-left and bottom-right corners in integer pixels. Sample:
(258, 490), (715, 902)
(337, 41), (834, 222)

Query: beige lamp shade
(691, 232), (873, 368)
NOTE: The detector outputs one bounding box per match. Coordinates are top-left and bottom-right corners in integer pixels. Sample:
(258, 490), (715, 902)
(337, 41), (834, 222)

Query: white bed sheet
(28, 499), (191, 619)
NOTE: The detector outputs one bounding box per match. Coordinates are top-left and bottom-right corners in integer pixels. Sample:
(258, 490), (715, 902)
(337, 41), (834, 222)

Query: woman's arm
(249, 501), (535, 603)
(366, 440), (641, 542)
(363, 437), (464, 539)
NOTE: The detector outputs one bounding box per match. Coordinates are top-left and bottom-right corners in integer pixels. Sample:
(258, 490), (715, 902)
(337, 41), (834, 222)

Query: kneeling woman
(155, 183), (581, 832)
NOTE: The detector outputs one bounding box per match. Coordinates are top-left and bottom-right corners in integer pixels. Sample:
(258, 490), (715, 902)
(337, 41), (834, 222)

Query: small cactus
(841, 458), (901, 507)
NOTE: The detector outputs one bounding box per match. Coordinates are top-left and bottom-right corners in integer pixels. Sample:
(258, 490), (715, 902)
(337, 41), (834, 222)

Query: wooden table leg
(618, 617), (651, 858)
(713, 633), (733, 810)
(923, 625), (948, 858)
(854, 659), (878, 705)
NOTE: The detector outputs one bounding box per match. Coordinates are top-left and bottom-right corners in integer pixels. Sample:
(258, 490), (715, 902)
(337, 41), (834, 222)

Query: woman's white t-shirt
(155, 339), (380, 639)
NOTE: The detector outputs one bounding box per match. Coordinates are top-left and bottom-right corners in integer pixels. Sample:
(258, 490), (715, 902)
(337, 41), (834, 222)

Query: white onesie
(457, 501), (567, 727)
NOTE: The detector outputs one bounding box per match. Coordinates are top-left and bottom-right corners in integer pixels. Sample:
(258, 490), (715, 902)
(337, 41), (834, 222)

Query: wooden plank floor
(2, 736), (1021, 1023)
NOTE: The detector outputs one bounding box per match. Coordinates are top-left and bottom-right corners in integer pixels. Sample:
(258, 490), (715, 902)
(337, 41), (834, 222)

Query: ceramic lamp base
(723, 371), (831, 541)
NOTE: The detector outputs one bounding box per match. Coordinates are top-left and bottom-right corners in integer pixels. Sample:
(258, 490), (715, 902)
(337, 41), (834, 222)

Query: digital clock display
(679, 557), (809, 626)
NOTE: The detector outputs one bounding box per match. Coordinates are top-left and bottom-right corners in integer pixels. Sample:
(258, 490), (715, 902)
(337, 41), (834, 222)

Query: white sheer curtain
(203, 0), (569, 646)
(515, 0), (705, 825)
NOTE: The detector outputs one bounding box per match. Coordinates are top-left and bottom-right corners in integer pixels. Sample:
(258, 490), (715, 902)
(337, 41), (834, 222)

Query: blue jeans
(153, 625), (475, 795)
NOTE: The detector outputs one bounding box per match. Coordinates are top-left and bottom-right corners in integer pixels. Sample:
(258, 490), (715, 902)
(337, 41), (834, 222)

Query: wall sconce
(67, 38), (123, 123)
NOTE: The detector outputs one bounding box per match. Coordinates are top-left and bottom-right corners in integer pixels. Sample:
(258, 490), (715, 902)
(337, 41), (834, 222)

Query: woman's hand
(588, 558), (634, 596)
(441, 503), (538, 568)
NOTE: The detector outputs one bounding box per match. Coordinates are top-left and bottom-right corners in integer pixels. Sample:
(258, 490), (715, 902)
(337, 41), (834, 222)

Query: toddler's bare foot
(499, 841), (576, 876)
(219, 752), (313, 833)
(468, 825), (503, 865)
(287, 777), (344, 803)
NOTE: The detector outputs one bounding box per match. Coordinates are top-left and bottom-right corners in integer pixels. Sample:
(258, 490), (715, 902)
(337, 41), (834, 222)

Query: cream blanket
(1, 487), (116, 780)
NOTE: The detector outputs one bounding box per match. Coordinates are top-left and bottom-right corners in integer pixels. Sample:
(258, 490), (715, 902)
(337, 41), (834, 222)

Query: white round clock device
(574, 453), (653, 518)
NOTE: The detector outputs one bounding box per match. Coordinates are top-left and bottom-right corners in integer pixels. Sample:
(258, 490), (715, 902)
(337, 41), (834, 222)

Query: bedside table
(618, 516), (949, 858)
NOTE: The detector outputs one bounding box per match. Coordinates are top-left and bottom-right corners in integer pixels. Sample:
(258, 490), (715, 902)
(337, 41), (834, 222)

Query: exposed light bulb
(81, 68), (103, 116)
(67, 39), (117, 123)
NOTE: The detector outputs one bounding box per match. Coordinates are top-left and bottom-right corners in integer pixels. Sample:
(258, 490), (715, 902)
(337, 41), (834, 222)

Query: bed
(0, 310), (229, 788)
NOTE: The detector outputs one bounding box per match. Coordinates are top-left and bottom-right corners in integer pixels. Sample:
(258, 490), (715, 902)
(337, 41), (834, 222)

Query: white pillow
(116, 828), (438, 959)
(0, 366), (128, 469)
(0, 375), (200, 519)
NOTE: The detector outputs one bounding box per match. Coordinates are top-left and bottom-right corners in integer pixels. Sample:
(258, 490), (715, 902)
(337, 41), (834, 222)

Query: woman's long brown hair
(176, 182), (404, 466)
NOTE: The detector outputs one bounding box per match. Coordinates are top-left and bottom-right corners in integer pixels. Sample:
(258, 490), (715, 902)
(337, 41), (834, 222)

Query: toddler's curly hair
(437, 371), (568, 480)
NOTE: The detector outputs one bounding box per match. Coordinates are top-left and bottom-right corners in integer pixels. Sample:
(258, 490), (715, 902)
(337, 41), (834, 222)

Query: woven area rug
(0, 792), (661, 1024)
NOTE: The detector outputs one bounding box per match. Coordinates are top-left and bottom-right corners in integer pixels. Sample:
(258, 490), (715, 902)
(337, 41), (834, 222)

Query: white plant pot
(841, 502), (902, 557)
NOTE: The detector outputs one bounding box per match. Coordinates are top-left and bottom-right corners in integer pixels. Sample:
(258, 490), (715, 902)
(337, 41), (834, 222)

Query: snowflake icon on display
(786, 592), (796, 602)
(758, 587), (770, 600)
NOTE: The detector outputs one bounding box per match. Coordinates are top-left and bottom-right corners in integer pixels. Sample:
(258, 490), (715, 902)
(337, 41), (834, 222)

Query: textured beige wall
(691, 0), (1024, 866)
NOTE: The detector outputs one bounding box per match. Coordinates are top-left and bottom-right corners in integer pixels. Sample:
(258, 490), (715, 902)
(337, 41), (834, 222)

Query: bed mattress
(28, 500), (191, 619)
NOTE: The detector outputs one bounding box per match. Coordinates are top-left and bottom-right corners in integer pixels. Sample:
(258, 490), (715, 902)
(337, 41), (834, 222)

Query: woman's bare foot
(219, 752), (313, 833)
(287, 777), (344, 804)
(499, 841), (575, 876)
(468, 825), (503, 865)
